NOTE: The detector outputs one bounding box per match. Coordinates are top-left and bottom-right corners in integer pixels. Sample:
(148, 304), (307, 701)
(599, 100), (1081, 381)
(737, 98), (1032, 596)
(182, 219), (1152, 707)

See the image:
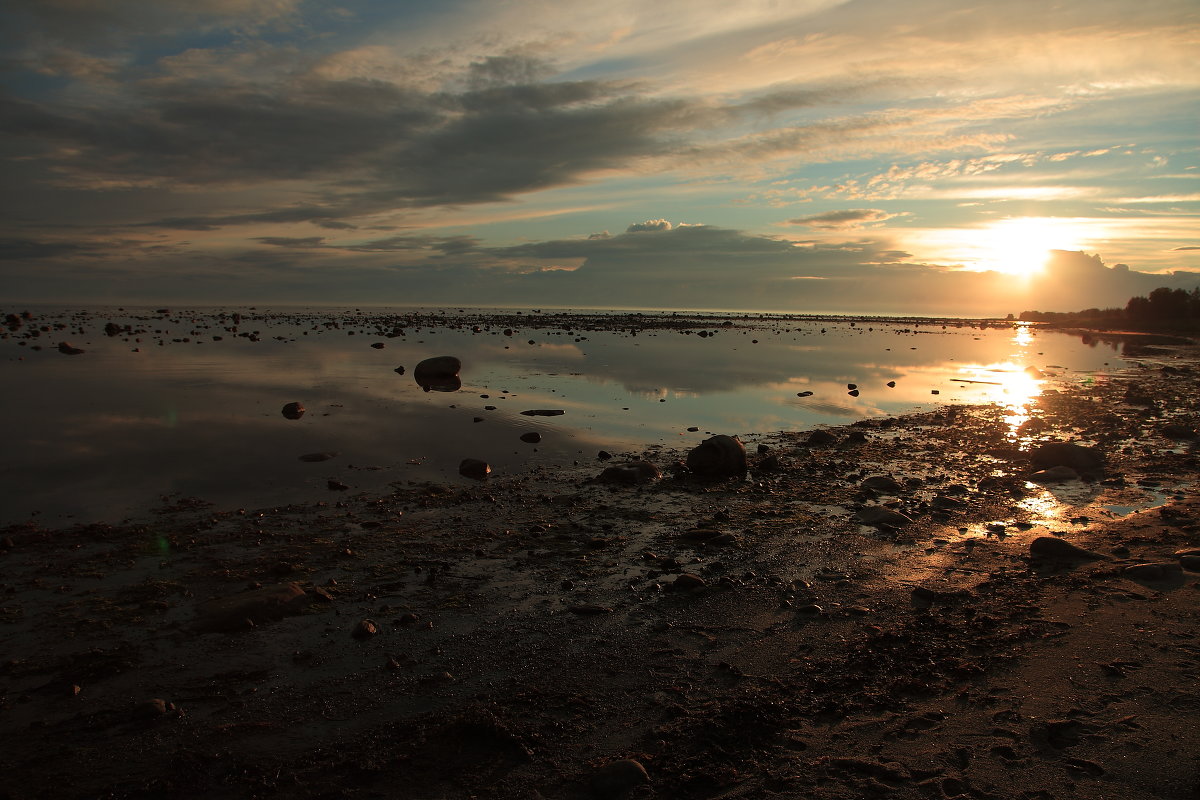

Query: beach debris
(589, 758), (650, 796)
(597, 460), (661, 485)
(520, 409), (565, 416)
(57, 342), (84, 355)
(459, 458), (491, 480)
(1028, 536), (1105, 561)
(519, 432), (542, 443)
(1029, 441), (1104, 473)
(195, 582), (310, 632)
(1030, 466), (1079, 484)
(861, 475), (905, 493)
(686, 434), (747, 478)
(281, 401), (305, 420)
(414, 355), (462, 392)
(854, 506), (913, 527)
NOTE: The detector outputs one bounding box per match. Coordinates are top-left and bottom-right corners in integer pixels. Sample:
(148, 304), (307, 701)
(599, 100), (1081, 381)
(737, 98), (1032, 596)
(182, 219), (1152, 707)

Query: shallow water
(0, 307), (1136, 525)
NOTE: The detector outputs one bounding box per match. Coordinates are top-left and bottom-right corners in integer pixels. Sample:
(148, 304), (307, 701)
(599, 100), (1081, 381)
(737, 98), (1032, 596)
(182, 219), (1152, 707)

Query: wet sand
(2, 321), (1199, 799)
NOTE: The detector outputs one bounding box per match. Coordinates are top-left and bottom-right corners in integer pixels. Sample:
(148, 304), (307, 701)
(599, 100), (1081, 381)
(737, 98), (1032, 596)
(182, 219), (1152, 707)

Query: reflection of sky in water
(0, 311), (1130, 525)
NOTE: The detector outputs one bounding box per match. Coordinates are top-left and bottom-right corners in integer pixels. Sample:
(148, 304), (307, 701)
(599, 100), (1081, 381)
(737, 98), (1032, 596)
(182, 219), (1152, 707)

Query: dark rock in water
(847, 389), (860, 397)
(57, 342), (84, 355)
(394, 366), (405, 375)
(861, 476), (904, 493)
(886, 380), (896, 388)
(1122, 562), (1182, 581)
(854, 506), (913, 527)
(796, 390), (814, 397)
(520, 409), (565, 417)
(281, 401), (305, 420)
(597, 450), (613, 460)
(1030, 466), (1079, 484)
(327, 480), (349, 491)
(806, 429), (837, 445)
(598, 460), (661, 485)
(459, 458), (491, 480)
(414, 355), (462, 392)
(687, 434), (747, 478)
(195, 582), (309, 632)
(843, 430), (868, 444)
(847, 383), (858, 390)
(1029, 442), (1103, 473)
(299, 452), (337, 462)
(1179, 555), (1200, 572)
(1029, 536), (1104, 561)
(370, 342), (385, 349)
(519, 432), (542, 443)
(1161, 423), (1197, 440)
(590, 758), (649, 797)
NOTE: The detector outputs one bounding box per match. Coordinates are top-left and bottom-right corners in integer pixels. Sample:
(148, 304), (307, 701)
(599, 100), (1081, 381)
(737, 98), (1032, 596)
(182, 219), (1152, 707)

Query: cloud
(253, 236), (326, 248)
(626, 219), (673, 232)
(788, 209), (903, 229)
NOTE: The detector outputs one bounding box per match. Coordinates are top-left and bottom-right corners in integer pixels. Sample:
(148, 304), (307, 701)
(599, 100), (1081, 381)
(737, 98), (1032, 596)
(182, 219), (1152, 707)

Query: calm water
(0, 307), (1134, 526)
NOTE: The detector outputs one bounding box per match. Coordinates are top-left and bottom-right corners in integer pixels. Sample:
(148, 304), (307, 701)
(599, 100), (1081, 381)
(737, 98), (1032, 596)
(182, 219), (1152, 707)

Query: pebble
(673, 573), (706, 591)
(590, 759), (649, 797)
(352, 619), (379, 639)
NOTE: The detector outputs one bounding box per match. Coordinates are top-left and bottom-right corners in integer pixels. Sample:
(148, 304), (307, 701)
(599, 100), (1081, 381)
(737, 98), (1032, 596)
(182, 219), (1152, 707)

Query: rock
(370, 342), (385, 349)
(1122, 562), (1182, 581)
(806, 430), (837, 445)
(597, 450), (613, 460)
(796, 390), (814, 397)
(673, 573), (706, 591)
(861, 476), (904, 493)
(327, 480), (349, 491)
(686, 435), (747, 478)
(520, 432), (542, 443)
(57, 342), (84, 355)
(590, 758), (650, 797)
(393, 366), (405, 374)
(1030, 465), (1079, 484)
(414, 355), (462, 392)
(1029, 442), (1103, 474)
(195, 582), (309, 632)
(854, 506), (913, 527)
(1029, 536), (1105, 561)
(298, 452), (337, 462)
(1179, 555), (1200, 572)
(281, 401), (305, 420)
(886, 380), (896, 388)
(352, 619), (379, 639)
(1161, 423), (1197, 439)
(520, 409), (565, 416)
(598, 460), (661, 485)
(459, 458), (491, 480)
(847, 389), (860, 397)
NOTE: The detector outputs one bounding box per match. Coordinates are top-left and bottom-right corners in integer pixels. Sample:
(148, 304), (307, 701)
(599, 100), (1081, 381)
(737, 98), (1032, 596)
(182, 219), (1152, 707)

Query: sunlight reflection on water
(0, 307), (1135, 525)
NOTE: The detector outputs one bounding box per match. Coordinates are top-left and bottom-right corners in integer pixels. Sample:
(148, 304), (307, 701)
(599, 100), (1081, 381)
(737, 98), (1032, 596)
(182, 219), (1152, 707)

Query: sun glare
(977, 217), (1084, 277)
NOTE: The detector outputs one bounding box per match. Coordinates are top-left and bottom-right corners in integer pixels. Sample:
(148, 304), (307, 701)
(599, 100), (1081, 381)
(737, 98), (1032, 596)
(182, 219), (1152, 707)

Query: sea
(0, 306), (1141, 527)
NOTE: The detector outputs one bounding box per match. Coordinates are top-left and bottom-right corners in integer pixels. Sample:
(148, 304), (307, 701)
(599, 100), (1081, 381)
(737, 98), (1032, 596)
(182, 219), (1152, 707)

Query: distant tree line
(1020, 287), (1200, 330)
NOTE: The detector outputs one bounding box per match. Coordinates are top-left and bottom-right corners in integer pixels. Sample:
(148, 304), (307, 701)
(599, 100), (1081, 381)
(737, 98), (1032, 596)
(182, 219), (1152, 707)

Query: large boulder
(414, 356), (462, 392)
(686, 435), (747, 478)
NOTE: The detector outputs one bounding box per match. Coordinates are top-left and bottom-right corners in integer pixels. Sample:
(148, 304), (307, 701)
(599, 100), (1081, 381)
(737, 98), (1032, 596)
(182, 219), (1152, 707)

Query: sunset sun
(978, 217), (1085, 278)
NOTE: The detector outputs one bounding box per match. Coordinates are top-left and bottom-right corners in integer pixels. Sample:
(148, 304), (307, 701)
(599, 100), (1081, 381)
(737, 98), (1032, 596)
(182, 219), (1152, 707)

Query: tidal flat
(1, 308), (1199, 799)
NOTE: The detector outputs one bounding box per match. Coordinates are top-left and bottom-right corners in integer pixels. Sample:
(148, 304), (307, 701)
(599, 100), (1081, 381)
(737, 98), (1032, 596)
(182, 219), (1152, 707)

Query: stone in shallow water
(1028, 536), (1104, 561)
(281, 401), (305, 420)
(413, 355), (461, 392)
(686, 434), (747, 478)
(459, 458), (490, 480)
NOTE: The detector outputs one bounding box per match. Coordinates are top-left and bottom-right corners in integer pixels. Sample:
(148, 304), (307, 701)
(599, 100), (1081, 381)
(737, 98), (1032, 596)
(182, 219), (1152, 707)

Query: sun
(977, 217), (1084, 278)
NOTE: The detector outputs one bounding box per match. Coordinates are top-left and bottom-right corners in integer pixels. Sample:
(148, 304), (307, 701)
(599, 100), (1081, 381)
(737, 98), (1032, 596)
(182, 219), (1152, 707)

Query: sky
(1, 0), (1197, 316)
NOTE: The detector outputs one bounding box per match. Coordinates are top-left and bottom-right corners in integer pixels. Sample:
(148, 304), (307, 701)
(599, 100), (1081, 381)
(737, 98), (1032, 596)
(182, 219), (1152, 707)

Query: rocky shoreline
(2, 332), (1199, 799)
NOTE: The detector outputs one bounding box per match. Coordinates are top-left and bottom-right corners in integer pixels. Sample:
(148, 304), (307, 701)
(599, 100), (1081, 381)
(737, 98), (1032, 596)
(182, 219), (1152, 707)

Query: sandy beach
(2, 324), (1199, 800)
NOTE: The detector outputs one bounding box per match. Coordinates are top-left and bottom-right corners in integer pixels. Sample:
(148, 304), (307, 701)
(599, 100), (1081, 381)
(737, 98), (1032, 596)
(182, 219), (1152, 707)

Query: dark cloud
(253, 236), (326, 248)
(788, 209), (901, 229)
(0, 237), (86, 260)
(1174, 246), (1200, 251)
